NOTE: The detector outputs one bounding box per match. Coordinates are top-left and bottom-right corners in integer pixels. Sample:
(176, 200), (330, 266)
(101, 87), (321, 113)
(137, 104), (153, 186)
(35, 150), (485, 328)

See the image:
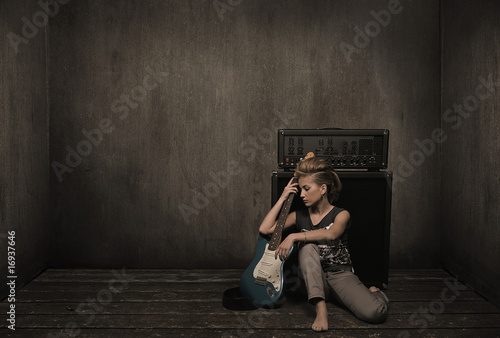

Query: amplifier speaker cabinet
(272, 171), (392, 289)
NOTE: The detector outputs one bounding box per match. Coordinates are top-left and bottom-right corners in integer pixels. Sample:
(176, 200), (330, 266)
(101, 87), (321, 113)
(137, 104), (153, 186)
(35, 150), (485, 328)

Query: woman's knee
(356, 294), (389, 324)
(360, 303), (388, 323)
(298, 243), (320, 263)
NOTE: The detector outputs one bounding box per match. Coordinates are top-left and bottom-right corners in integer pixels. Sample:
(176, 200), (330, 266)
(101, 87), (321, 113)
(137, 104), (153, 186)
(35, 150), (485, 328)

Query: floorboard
(1, 269), (499, 337)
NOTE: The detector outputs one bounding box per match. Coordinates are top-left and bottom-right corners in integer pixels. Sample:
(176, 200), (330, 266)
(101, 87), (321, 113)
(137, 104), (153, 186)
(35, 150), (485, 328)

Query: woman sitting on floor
(259, 157), (389, 331)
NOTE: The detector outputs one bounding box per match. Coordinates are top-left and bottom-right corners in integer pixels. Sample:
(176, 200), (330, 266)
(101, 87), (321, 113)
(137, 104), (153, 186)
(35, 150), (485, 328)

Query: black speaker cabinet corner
(272, 171), (392, 289)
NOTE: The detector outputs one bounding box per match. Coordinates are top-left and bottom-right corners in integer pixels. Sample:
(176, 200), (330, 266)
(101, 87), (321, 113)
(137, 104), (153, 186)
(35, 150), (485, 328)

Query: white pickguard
(252, 243), (283, 291)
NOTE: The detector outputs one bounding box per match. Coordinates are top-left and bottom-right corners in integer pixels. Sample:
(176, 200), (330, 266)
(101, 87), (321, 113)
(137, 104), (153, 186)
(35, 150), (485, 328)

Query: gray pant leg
(326, 270), (389, 323)
(298, 243), (330, 302)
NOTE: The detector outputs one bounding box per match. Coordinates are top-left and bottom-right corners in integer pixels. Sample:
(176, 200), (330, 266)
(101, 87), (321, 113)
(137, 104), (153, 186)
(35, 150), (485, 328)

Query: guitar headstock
(304, 152), (315, 160)
(293, 152), (315, 178)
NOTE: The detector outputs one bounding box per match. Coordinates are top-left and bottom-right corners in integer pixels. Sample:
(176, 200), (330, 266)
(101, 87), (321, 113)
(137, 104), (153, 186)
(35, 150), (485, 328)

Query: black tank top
(295, 206), (353, 271)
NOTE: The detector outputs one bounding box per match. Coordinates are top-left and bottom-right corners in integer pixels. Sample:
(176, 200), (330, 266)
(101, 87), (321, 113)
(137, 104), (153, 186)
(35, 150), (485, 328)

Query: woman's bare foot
(312, 299), (328, 332)
(369, 286), (389, 304)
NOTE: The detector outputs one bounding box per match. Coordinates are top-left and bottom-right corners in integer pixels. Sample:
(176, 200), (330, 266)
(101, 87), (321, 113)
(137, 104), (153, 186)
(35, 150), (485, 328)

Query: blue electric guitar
(239, 153), (314, 307)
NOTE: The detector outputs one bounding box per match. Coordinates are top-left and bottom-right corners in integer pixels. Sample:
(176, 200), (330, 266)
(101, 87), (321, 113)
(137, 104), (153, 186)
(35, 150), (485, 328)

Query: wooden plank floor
(1, 269), (500, 337)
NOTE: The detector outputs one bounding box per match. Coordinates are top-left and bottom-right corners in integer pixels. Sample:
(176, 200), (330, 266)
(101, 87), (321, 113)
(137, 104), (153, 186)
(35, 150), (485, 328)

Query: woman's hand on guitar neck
(259, 178), (298, 236)
(279, 178), (299, 202)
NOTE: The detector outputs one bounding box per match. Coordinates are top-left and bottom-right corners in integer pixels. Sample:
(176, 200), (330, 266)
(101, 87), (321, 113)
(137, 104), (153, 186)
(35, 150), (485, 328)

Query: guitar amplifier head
(278, 129), (389, 170)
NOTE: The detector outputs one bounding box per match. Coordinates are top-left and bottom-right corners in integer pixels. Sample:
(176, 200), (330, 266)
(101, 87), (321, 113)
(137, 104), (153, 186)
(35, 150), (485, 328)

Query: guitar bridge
(254, 276), (267, 286)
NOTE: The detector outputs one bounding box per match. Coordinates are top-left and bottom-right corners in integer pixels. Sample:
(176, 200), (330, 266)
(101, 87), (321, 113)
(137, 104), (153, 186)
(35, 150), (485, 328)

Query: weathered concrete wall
(0, 0), (50, 298)
(48, 0), (440, 268)
(441, 0), (500, 307)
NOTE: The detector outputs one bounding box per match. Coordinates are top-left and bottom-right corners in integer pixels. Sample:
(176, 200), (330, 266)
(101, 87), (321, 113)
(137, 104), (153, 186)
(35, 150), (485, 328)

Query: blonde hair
(295, 157), (342, 203)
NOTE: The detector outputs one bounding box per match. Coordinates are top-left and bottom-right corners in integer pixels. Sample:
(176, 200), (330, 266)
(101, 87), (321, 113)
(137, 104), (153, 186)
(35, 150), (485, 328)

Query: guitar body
(239, 152), (313, 307)
(239, 235), (293, 307)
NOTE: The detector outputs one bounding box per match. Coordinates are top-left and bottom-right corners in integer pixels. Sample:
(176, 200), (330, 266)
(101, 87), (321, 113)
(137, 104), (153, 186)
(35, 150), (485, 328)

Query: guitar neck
(268, 177), (297, 251)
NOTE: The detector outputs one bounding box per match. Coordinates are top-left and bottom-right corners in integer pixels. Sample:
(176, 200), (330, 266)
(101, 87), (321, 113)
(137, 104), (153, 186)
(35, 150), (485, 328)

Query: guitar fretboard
(268, 177), (297, 251)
